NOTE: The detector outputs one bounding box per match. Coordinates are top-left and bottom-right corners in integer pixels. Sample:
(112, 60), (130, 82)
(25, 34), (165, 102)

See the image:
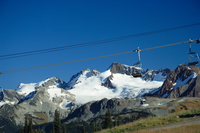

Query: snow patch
(68, 70), (113, 104)
(69, 70), (163, 104)
(47, 88), (64, 101)
(60, 99), (71, 109)
(173, 72), (198, 89)
(0, 101), (6, 106)
(16, 83), (37, 96)
(153, 72), (167, 81)
(142, 104), (149, 106)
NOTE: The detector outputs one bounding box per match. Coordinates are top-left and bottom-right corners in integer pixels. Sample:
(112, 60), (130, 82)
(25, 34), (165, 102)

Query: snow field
(68, 70), (164, 104)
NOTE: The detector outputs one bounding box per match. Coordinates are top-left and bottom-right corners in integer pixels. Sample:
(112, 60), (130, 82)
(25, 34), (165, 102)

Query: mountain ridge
(0, 62), (199, 132)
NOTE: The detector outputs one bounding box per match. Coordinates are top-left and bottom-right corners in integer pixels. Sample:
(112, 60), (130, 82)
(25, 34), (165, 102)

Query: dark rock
(146, 64), (200, 98)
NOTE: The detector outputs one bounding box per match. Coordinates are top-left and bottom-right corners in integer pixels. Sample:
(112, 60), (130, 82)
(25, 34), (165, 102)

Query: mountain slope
(0, 62), (199, 133)
(146, 64), (200, 98)
(66, 63), (166, 104)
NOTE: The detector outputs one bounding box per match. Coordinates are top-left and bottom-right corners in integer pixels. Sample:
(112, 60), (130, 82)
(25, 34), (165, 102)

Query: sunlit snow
(47, 88), (65, 101)
(69, 70), (163, 104)
(16, 83), (37, 95)
(141, 104), (149, 106)
(153, 72), (167, 81)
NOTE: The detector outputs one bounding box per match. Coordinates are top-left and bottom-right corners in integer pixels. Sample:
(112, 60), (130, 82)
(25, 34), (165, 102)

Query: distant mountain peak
(145, 64), (200, 98)
(66, 69), (100, 89)
(37, 77), (67, 89)
(1, 62), (200, 132)
(108, 62), (141, 75)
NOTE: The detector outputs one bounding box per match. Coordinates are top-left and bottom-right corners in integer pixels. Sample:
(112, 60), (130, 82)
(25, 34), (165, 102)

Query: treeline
(20, 108), (122, 133)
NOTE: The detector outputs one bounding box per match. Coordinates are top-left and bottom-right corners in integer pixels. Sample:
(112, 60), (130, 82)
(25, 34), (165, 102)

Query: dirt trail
(149, 116), (200, 130)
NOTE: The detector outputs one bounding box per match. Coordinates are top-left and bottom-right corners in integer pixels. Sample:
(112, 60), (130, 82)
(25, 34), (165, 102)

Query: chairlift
(132, 47), (143, 78)
(187, 39), (200, 66)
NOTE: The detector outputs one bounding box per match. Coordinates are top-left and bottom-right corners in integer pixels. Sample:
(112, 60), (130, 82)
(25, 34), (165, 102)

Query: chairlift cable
(1, 39), (199, 75)
(1, 23), (200, 60)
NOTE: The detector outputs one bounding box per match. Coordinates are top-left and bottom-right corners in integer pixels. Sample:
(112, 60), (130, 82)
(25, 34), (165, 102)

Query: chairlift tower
(134, 47), (142, 68)
(188, 39), (200, 66)
(132, 47), (142, 78)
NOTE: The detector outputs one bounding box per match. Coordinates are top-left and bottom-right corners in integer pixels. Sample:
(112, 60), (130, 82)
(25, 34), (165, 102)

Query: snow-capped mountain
(16, 77), (68, 96)
(0, 77), (76, 126)
(67, 69), (164, 104)
(0, 63), (169, 107)
(0, 62), (199, 130)
(63, 62), (168, 104)
(66, 69), (100, 89)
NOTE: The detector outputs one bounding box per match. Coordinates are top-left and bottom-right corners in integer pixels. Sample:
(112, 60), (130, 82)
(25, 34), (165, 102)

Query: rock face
(63, 97), (173, 123)
(146, 64), (200, 98)
(63, 96), (200, 124)
(36, 77), (68, 89)
(109, 62), (171, 81)
(0, 89), (24, 104)
(102, 62), (171, 89)
(1, 87), (76, 125)
(109, 62), (138, 75)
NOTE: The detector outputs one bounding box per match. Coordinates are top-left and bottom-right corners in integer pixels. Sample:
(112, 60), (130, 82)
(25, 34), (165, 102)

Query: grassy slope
(133, 124), (200, 133)
(96, 99), (200, 133)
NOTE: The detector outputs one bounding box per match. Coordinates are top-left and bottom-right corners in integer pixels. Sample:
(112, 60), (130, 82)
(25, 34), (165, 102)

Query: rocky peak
(109, 62), (140, 75)
(146, 64), (199, 98)
(174, 64), (193, 81)
(66, 69), (100, 89)
(101, 74), (115, 89)
(109, 62), (171, 82)
(36, 77), (67, 89)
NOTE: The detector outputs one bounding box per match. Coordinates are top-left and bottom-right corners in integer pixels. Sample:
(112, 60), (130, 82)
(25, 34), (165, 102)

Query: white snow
(0, 101), (6, 106)
(142, 104), (149, 106)
(68, 70), (163, 104)
(0, 100), (15, 107)
(153, 72), (167, 81)
(16, 83), (37, 95)
(68, 70), (114, 104)
(60, 99), (71, 108)
(66, 69), (94, 90)
(47, 88), (65, 101)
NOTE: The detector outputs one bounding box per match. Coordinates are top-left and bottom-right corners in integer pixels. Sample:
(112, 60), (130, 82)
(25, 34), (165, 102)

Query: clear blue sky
(1, 0), (200, 89)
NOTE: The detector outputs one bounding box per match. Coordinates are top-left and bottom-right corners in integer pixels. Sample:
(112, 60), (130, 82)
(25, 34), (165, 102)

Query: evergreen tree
(28, 117), (33, 133)
(24, 116), (28, 133)
(117, 113), (122, 126)
(82, 126), (86, 133)
(104, 108), (113, 129)
(93, 121), (96, 132)
(53, 110), (62, 133)
(23, 115), (33, 133)
(93, 121), (102, 132)
(61, 124), (67, 133)
(96, 124), (102, 131)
